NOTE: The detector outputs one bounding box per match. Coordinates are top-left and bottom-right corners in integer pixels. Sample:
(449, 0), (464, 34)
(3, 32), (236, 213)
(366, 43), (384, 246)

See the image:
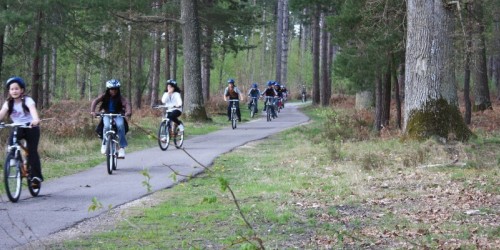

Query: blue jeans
(103, 116), (128, 148)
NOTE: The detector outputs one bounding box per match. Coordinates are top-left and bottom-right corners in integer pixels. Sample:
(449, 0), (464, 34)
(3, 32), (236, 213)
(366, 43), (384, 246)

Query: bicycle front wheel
(106, 135), (115, 175)
(173, 127), (184, 149)
(266, 107), (271, 122)
(231, 111), (237, 129)
(158, 121), (170, 151)
(4, 153), (22, 202)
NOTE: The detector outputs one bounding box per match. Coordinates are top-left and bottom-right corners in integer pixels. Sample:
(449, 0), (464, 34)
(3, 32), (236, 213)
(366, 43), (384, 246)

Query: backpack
(95, 118), (129, 139)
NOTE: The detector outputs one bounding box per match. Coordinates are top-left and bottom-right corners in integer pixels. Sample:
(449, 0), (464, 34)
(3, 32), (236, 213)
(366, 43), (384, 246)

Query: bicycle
(97, 113), (123, 175)
(249, 97), (258, 118)
(155, 105), (184, 151)
(228, 100), (239, 129)
(263, 96), (275, 122)
(276, 97), (283, 113)
(0, 123), (40, 202)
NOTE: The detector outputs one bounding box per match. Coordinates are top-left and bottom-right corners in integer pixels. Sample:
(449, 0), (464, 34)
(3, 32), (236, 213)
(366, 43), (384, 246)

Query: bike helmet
(227, 78), (235, 84)
(252, 83), (258, 88)
(267, 81), (274, 86)
(5, 76), (26, 89)
(274, 81), (280, 86)
(166, 79), (177, 85)
(106, 79), (121, 89)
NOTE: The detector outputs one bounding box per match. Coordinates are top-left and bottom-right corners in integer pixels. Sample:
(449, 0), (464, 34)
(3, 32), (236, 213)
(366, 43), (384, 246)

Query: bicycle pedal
(117, 156), (125, 159)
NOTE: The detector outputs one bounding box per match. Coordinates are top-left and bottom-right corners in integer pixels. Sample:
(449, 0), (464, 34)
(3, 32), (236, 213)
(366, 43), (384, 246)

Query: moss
(406, 98), (473, 142)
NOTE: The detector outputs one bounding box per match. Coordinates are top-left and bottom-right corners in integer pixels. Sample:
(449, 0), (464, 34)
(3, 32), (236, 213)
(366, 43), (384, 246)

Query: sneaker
(178, 124), (185, 131)
(160, 136), (168, 143)
(100, 144), (106, 154)
(118, 148), (125, 158)
(31, 177), (42, 189)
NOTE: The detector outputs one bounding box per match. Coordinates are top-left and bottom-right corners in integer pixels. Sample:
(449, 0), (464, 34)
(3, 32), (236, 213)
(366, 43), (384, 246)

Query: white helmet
(106, 79), (121, 89)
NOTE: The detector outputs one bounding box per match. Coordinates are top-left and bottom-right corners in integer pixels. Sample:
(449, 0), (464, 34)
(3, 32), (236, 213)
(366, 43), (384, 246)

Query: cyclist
(274, 81), (284, 109)
(0, 76), (43, 188)
(261, 81), (278, 118)
(281, 84), (289, 102)
(247, 83), (261, 112)
(301, 85), (307, 100)
(223, 78), (243, 122)
(160, 79), (184, 138)
(90, 79), (132, 158)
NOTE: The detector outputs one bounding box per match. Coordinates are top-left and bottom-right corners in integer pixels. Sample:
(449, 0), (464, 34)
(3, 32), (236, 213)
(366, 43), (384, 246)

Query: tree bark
(42, 52), (49, 108)
(280, 0), (289, 86)
(492, 5), (500, 100)
(150, 29), (161, 106)
(275, 0), (283, 83)
(404, 0), (471, 141)
(320, 13), (329, 107)
(181, 0), (208, 120)
(374, 75), (382, 131)
(311, 4), (320, 105)
(201, 25), (213, 102)
(49, 45), (57, 102)
(469, 2), (492, 110)
(32, 10), (43, 105)
(134, 32), (145, 109)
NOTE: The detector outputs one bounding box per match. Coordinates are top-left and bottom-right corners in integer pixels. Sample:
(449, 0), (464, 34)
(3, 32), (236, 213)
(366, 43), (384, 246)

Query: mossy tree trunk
(404, 0), (472, 141)
(181, 0), (209, 121)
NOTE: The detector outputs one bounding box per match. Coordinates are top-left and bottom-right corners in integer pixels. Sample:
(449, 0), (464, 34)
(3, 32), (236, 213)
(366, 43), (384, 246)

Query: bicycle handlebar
(0, 123), (32, 129)
(95, 113), (124, 118)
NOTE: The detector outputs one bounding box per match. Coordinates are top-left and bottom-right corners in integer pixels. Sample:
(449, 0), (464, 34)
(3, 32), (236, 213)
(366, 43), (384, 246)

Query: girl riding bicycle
(161, 79), (184, 134)
(0, 76), (43, 188)
(90, 79), (132, 158)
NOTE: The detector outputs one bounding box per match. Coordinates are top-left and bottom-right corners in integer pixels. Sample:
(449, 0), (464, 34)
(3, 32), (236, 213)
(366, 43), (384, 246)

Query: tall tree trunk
(280, 0), (289, 86)
(127, 25), (133, 106)
(171, 25), (178, 80)
(327, 33), (335, 100)
(275, 0), (283, 83)
(49, 45), (57, 102)
(404, 0), (471, 141)
(374, 75), (382, 131)
(492, 5), (500, 100)
(469, 2), (492, 110)
(311, 4), (320, 105)
(464, 39), (472, 124)
(134, 32), (145, 109)
(201, 23), (214, 102)
(320, 13), (329, 106)
(164, 23), (171, 81)
(150, 29), (161, 106)
(181, 0), (208, 120)
(32, 10), (43, 105)
(42, 52), (49, 108)
(382, 59), (391, 127)
(393, 57), (402, 129)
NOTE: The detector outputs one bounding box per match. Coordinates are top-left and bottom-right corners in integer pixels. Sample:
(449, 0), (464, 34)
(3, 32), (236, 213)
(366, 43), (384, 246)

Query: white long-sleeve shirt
(161, 92), (183, 112)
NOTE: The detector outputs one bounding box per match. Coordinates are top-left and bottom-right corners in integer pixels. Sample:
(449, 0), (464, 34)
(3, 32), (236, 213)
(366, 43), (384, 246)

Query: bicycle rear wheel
(158, 121), (170, 151)
(173, 127), (184, 149)
(266, 107), (271, 122)
(4, 153), (22, 202)
(27, 168), (41, 197)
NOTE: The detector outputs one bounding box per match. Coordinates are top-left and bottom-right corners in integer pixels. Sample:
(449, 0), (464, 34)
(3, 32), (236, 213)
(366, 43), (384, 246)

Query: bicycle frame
(154, 105), (184, 150)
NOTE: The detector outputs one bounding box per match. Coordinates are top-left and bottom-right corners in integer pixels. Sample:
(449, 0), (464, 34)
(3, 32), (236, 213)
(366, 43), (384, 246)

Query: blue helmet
(227, 78), (235, 84)
(166, 79), (177, 85)
(106, 79), (121, 89)
(274, 81), (280, 86)
(5, 76), (26, 89)
(267, 81), (274, 86)
(252, 83), (258, 88)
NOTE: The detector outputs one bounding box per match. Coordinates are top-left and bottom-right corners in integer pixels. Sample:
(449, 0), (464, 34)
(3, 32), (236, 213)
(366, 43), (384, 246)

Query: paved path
(0, 103), (309, 249)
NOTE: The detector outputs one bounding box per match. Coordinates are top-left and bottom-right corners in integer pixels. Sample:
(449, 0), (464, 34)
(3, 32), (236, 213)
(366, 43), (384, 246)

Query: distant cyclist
(261, 81), (278, 118)
(161, 79), (184, 134)
(223, 78), (243, 122)
(247, 83), (261, 112)
(273, 81), (284, 109)
(90, 79), (132, 158)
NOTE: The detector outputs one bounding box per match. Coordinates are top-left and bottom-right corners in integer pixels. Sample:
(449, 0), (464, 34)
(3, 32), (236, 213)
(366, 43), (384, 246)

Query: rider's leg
(18, 127), (43, 182)
(235, 101), (241, 121)
(227, 104), (232, 121)
(114, 116), (128, 148)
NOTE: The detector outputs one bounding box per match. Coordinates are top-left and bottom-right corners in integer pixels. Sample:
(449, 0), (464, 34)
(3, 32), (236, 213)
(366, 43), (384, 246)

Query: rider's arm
(223, 87), (228, 102)
(174, 92), (183, 107)
(0, 102), (8, 121)
(90, 94), (105, 115)
(121, 96), (132, 117)
(26, 98), (40, 126)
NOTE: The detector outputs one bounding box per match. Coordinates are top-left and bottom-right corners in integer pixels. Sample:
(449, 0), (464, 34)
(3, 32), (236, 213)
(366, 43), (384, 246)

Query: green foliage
(88, 197), (102, 212)
(141, 169), (152, 193)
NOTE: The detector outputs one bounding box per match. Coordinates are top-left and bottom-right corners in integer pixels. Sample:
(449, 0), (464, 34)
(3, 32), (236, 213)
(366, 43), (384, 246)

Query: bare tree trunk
(171, 25), (178, 80)
(404, 0), (471, 141)
(49, 45), (57, 102)
(150, 29), (161, 106)
(164, 23), (171, 81)
(320, 13), (329, 107)
(127, 24), (133, 106)
(134, 32), (145, 109)
(492, 5), (500, 100)
(32, 10), (43, 105)
(393, 58), (402, 129)
(327, 33), (335, 100)
(201, 25), (213, 102)
(469, 1), (492, 110)
(311, 4), (320, 105)
(382, 59), (391, 127)
(374, 75), (382, 131)
(181, 0), (208, 120)
(464, 39), (472, 124)
(280, 0), (289, 86)
(275, 0), (283, 83)
(42, 52), (49, 108)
